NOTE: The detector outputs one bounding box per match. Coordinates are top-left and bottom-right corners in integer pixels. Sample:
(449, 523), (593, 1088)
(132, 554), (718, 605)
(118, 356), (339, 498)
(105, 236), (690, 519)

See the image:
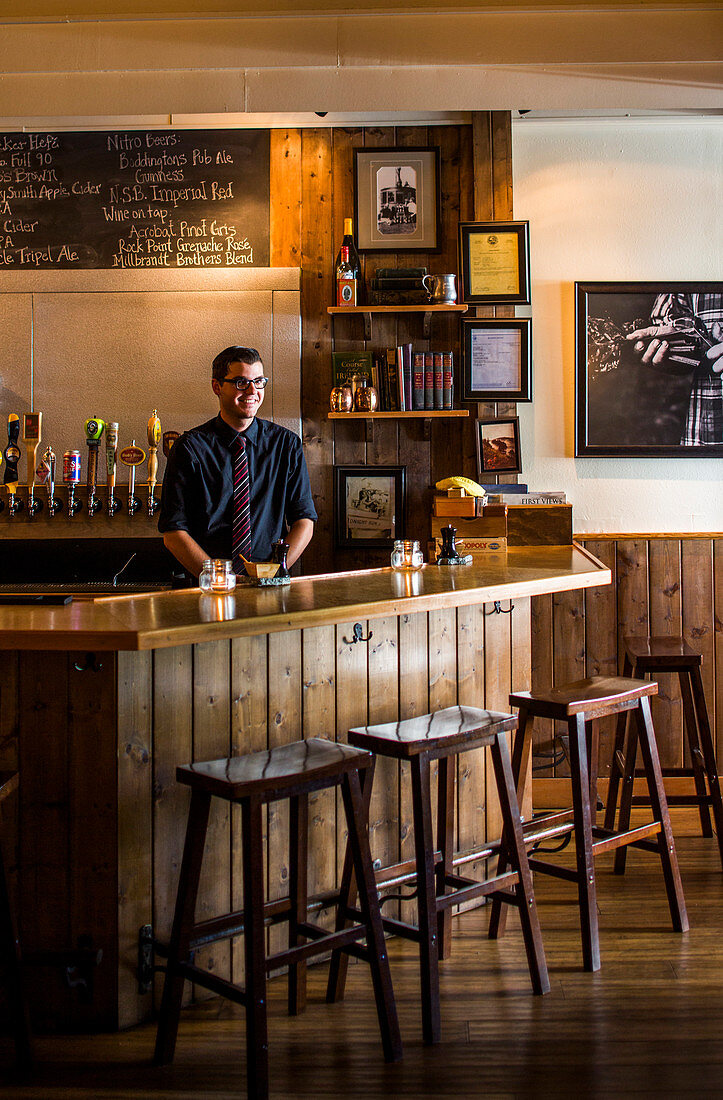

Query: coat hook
(343, 622), (373, 645)
(485, 601), (514, 616)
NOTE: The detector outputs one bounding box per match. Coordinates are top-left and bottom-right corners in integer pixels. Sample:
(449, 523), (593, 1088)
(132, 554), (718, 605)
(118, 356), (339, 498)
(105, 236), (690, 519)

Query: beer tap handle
(120, 440), (146, 516)
(84, 417), (105, 515)
(40, 446), (62, 516)
(147, 409), (161, 517)
(162, 430), (179, 459)
(105, 421), (121, 516)
(4, 414), (23, 516)
(22, 411), (43, 517)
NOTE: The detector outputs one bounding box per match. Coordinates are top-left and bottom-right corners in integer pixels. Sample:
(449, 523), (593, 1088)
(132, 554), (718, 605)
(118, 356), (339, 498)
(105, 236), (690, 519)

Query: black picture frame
(458, 221), (530, 305)
(462, 318), (532, 402)
(475, 417), (522, 477)
(354, 146), (440, 252)
(575, 281), (723, 457)
(334, 465), (406, 549)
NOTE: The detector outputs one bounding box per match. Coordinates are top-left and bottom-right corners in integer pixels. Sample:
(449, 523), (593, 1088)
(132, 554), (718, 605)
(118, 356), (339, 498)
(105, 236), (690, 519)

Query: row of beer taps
(1, 409), (179, 519)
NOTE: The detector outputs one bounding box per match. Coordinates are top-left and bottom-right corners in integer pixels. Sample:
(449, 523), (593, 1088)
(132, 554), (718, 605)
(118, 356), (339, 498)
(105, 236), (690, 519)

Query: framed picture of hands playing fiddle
(575, 281), (723, 457)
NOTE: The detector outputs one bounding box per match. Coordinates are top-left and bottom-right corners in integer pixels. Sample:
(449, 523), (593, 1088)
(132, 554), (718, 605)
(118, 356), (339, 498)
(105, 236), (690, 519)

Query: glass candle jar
(390, 539), (423, 570)
(199, 558), (237, 593)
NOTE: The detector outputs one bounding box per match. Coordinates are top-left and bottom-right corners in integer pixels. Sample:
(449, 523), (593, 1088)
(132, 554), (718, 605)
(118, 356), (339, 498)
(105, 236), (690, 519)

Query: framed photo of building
(475, 417), (522, 477)
(462, 318), (532, 402)
(576, 281), (723, 456)
(458, 221), (530, 305)
(354, 147), (440, 252)
(334, 465), (406, 549)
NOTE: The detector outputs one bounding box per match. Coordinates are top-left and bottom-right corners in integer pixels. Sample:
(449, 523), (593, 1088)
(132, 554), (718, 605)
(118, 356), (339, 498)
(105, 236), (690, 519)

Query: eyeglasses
(222, 376), (268, 391)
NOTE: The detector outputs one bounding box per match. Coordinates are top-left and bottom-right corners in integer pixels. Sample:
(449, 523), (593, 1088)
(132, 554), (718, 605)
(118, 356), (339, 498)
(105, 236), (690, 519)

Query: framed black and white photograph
(354, 147), (440, 252)
(576, 281), (723, 457)
(458, 221), (530, 305)
(334, 465), (406, 549)
(462, 318), (532, 402)
(475, 418), (522, 477)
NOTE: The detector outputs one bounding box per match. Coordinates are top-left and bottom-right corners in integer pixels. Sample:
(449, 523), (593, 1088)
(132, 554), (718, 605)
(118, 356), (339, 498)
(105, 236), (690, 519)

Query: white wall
(512, 117), (723, 534)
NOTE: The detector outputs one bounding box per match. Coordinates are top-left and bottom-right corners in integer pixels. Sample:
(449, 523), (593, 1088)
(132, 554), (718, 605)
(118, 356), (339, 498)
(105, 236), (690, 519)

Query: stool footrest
(437, 871), (519, 912)
(268, 924), (368, 971)
(178, 961), (248, 1006)
(591, 821), (661, 856)
(528, 857), (579, 884)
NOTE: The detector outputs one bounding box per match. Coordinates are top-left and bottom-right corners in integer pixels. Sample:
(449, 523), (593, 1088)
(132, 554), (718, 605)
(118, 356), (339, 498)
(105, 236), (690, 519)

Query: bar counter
(2, 546), (609, 1033)
(1, 544), (608, 651)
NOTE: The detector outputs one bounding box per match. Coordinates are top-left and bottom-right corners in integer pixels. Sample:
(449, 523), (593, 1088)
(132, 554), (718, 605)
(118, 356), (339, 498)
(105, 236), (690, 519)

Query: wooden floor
(3, 823), (723, 1098)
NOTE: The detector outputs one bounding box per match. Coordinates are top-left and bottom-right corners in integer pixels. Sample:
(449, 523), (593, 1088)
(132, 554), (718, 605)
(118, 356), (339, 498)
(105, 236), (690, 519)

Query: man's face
(212, 359), (266, 426)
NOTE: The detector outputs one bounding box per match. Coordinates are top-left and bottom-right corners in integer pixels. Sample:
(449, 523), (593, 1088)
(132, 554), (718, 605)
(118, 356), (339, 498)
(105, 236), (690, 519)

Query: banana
(435, 475), (487, 498)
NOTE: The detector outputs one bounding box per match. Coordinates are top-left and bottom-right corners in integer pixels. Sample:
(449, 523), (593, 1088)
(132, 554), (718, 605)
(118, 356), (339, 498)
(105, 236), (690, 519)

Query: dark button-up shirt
(158, 414), (317, 567)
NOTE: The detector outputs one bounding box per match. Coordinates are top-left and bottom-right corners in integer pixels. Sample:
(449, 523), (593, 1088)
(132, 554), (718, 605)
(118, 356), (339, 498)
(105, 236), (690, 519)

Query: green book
(332, 350), (374, 388)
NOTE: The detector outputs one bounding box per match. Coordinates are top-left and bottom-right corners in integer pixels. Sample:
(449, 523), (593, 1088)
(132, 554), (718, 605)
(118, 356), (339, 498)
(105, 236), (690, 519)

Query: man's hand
(625, 324), (685, 366)
(706, 342), (723, 374)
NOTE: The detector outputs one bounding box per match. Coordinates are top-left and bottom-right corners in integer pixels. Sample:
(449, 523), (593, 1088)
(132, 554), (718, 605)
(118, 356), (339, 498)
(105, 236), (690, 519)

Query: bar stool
(489, 677), (688, 972)
(605, 636), (723, 870)
(327, 706), (550, 1047)
(0, 771), (33, 1069)
(153, 738), (402, 1100)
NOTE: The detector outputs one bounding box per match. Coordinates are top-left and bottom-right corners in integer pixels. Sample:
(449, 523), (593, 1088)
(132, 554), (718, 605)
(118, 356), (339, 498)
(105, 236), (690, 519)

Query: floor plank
(3, 831), (723, 1098)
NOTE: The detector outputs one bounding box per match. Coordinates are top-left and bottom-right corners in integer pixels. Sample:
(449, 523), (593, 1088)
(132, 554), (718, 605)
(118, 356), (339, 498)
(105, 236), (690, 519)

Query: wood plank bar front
(1, 547), (610, 1031)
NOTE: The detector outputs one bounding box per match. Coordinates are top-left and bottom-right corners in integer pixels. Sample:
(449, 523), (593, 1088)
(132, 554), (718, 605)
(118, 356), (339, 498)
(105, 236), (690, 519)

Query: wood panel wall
(270, 114), (514, 577)
(531, 535), (722, 783)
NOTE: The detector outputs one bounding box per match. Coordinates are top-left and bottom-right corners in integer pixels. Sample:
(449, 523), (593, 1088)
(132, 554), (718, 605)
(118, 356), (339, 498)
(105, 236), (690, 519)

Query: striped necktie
(231, 433), (251, 571)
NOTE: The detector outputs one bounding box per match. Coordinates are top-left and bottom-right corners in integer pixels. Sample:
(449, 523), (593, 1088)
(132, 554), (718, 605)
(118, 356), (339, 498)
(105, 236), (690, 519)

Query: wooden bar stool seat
(327, 705), (550, 1047)
(0, 771), (33, 1069)
(153, 738), (402, 1100)
(605, 636), (723, 870)
(489, 677), (689, 973)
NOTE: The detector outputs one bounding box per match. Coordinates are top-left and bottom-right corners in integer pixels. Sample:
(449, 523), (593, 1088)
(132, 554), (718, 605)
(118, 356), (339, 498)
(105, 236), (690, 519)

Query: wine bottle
(336, 245), (357, 306)
(334, 217), (363, 304)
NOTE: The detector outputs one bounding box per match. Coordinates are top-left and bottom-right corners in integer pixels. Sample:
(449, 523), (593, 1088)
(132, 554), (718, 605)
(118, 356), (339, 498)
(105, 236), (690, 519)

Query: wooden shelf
(327, 305), (468, 315)
(328, 410), (468, 419)
(328, 303), (468, 337)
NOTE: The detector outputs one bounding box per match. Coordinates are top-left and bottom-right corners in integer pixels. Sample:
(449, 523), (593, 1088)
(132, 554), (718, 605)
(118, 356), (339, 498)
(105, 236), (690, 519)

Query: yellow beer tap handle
(147, 408), (161, 489)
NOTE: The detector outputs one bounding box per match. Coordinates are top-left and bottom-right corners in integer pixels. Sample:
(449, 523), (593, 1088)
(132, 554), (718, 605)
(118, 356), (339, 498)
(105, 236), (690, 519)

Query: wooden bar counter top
(0, 544), (609, 651)
(2, 545), (609, 1034)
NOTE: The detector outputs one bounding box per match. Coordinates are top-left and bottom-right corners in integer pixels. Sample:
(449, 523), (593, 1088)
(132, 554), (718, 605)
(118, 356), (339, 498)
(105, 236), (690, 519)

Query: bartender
(159, 345), (316, 580)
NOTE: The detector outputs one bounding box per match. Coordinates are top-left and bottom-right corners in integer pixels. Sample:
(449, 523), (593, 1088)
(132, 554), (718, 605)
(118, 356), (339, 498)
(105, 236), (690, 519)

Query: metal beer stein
(422, 274), (457, 304)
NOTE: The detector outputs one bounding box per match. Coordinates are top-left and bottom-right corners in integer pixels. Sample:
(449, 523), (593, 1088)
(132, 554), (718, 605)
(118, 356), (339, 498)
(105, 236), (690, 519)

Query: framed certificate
(458, 221), (530, 305)
(462, 318), (532, 402)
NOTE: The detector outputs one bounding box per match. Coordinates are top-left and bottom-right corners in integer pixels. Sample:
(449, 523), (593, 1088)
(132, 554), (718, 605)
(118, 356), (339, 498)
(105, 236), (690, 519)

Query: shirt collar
(214, 413), (260, 449)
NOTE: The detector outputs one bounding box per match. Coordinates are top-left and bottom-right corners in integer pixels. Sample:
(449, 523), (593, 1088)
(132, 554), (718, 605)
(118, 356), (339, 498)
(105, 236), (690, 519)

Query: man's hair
(212, 345), (263, 383)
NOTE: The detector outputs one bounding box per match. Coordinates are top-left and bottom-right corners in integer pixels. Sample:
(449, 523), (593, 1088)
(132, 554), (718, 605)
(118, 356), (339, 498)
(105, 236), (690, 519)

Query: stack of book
(332, 348), (455, 411)
(479, 488), (566, 508)
(368, 267), (428, 305)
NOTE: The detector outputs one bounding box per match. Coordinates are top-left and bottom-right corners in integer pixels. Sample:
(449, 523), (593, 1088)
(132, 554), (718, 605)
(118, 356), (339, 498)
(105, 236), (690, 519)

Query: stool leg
(604, 652), (634, 832)
(489, 707), (532, 940)
(241, 794), (270, 1100)
(340, 767), (402, 1063)
(568, 713), (600, 972)
(288, 793), (308, 1016)
(490, 732), (550, 995)
(613, 704), (640, 876)
(410, 751), (441, 1045)
(689, 665), (723, 869)
(0, 833), (32, 1068)
(680, 670), (713, 837)
(635, 696), (689, 933)
(154, 789), (212, 1066)
(326, 758), (375, 1005)
(586, 718), (600, 813)
(436, 755), (455, 960)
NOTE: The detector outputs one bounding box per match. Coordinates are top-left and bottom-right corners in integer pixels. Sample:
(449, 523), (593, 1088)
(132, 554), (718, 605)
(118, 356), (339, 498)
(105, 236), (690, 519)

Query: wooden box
(432, 494), (477, 518)
(506, 504), (573, 546)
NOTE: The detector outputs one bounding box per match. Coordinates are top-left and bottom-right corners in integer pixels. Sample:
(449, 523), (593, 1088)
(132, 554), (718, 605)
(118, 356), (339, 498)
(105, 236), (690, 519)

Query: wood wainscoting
(532, 534), (722, 806)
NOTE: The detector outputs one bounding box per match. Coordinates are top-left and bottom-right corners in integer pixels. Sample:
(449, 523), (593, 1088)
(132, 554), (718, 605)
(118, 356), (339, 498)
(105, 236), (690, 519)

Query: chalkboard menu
(0, 128), (270, 269)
